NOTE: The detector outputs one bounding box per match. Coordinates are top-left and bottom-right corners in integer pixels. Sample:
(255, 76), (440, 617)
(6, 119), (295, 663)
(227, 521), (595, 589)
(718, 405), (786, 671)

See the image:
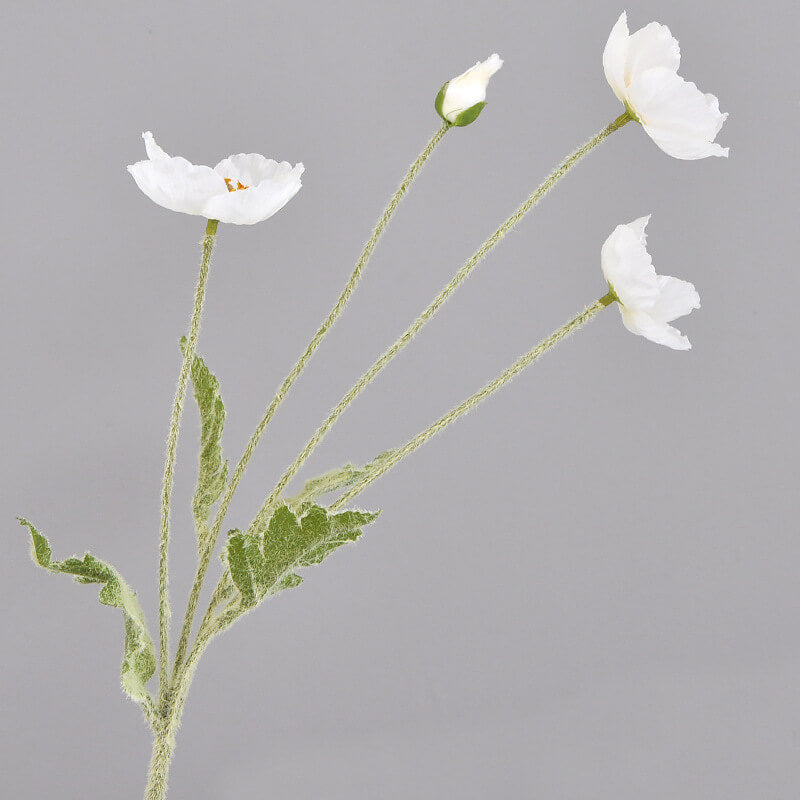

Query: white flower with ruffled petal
(127, 132), (304, 225)
(603, 12), (728, 159)
(601, 216), (700, 350)
(435, 54), (503, 126)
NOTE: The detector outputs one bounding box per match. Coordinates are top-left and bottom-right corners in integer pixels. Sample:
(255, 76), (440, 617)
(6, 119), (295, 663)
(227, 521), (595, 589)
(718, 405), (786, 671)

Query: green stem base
(143, 726), (175, 800)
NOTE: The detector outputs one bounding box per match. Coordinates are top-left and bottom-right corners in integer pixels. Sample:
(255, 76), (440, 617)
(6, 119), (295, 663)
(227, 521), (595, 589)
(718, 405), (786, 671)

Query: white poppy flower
(601, 216), (700, 350)
(603, 12), (728, 159)
(435, 54), (503, 126)
(127, 132), (304, 225)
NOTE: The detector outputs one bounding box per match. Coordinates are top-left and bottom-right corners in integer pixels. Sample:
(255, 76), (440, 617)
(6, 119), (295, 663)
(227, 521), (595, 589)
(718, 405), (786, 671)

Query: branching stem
(157, 219), (218, 704)
(171, 124), (451, 679)
(332, 293), (615, 510)
(254, 113), (630, 527)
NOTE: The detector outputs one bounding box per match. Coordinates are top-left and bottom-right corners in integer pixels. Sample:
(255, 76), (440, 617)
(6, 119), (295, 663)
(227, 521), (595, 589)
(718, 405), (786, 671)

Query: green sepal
(180, 337), (229, 547)
(434, 81), (449, 121)
(19, 518), (156, 706)
(453, 101), (487, 127)
(224, 503), (379, 610)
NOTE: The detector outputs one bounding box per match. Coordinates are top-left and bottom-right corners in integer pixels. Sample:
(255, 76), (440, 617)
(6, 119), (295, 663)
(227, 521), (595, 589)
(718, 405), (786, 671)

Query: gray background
(2, 0), (798, 797)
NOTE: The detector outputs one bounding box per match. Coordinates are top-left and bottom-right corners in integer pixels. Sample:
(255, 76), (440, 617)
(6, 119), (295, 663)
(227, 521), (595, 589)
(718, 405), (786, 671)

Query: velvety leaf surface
(181, 338), (229, 546)
(287, 450), (395, 510)
(225, 503), (379, 609)
(19, 518), (156, 706)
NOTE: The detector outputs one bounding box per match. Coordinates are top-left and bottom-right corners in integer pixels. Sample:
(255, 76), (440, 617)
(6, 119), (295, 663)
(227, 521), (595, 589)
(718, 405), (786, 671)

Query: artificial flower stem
(255, 114), (631, 527)
(331, 292), (615, 511)
(170, 123), (451, 680)
(156, 218), (218, 706)
(148, 292), (614, 800)
(143, 605), (237, 800)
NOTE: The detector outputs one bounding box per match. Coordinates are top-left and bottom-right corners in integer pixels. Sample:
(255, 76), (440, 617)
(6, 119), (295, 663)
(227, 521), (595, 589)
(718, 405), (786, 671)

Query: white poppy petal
(651, 275), (700, 322)
(603, 12), (630, 103)
(607, 14), (729, 160)
(624, 22), (680, 83)
(142, 131), (170, 161)
(629, 68), (728, 159)
(214, 154), (299, 188)
(601, 217), (699, 350)
(626, 214), (651, 245)
(440, 53), (503, 122)
(127, 156), (227, 216)
(203, 164), (304, 225)
(620, 308), (692, 349)
(601, 220), (659, 310)
(128, 134), (303, 223)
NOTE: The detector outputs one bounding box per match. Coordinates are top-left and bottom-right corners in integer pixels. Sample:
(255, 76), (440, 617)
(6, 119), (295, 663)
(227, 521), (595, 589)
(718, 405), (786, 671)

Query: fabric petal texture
(203, 162), (304, 225)
(602, 12), (630, 103)
(630, 70), (729, 159)
(128, 133), (303, 224)
(600, 216), (659, 311)
(624, 21), (680, 81)
(602, 12), (728, 159)
(601, 217), (700, 350)
(128, 133), (227, 216)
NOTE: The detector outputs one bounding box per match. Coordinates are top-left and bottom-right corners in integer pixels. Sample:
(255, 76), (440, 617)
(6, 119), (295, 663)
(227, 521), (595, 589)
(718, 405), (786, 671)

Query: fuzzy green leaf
(19, 518), (156, 706)
(287, 450), (395, 510)
(224, 503), (379, 609)
(180, 338), (229, 544)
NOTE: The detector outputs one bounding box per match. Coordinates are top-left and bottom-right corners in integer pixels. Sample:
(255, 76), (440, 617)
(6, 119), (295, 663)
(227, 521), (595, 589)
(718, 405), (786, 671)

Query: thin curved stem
(331, 293), (615, 511)
(156, 219), (218, 703)
(171, 124), (450, 680)
(254, 113), (631, 527)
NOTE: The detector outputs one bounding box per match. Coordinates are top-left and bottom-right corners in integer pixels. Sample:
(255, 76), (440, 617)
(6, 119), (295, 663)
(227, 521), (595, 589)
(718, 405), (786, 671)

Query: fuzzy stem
(143, 598), (238, 800)
(143, 727), (175, 800)
(331, 293), (614, 510)
(157, 219), (218, 704)
(170, 124), (450, 680)
(254, 113), (630, 526)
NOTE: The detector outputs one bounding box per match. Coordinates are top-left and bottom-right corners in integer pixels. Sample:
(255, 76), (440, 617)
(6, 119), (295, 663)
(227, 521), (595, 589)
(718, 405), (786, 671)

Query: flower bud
(435, 54), (503, 126)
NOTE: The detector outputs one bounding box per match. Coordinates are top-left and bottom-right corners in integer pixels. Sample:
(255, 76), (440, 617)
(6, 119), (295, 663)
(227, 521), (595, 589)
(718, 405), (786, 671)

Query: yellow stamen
(224, 178), (249, 192)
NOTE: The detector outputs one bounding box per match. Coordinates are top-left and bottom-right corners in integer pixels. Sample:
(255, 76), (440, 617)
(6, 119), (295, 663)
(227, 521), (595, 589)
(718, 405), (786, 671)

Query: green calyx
(601, 286), (619, 306)
(434, 81), (487, 127)
(623, 103), (639, 124)
(452, 102), (487, 127)
(434, 81), (449, 120)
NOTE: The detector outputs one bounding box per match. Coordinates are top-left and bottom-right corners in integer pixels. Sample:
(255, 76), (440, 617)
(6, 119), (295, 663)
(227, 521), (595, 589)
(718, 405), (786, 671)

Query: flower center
(224, 178), (249, 192)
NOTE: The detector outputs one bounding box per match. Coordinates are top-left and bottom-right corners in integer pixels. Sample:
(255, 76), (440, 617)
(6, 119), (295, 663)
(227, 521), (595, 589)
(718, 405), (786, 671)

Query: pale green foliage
(180, 337), (229, 546)
(225, 504), (379, 609)
(287, 450), (395, 510)
(19, 518), (156, 706)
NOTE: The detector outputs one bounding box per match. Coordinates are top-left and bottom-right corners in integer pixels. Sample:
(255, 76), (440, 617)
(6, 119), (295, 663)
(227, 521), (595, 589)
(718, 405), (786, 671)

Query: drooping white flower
(601, 216), (700, 350)
(127, 132), (304, 225)
(603, 12), (728, 159)
(435, 54), (503, 126)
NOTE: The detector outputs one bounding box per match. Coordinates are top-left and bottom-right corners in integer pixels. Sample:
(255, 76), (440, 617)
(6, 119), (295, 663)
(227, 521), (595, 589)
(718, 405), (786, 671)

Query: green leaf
(19, 518), (156, 706)
(453, 101), (486, 127)
(180, 338), (229, 544)
(287, 450), (395, 510)
(226, 530), (259, 608)
(224, 503), (379, 609)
